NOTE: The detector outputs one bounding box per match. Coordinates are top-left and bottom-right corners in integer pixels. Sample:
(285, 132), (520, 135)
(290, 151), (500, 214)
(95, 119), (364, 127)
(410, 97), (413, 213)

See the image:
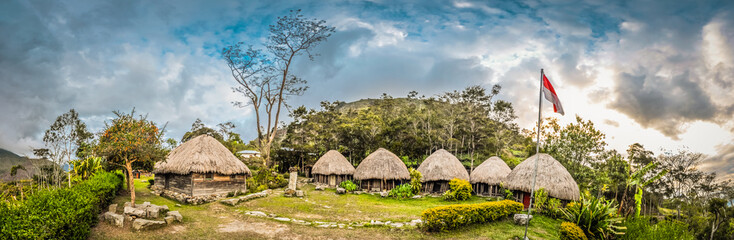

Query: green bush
(622, 217), (694, 240)
(421, 200), (523, 231)
(560, 222), (588, 240)
(443, 178), (472, 201)
(409, 168), (422, 195)
(0, 171), (123, 239)
(339, 180), (358, 192)
(388, 183), (414, 198)
(562, 196), (626, 240)
(544, 198), (564, 219)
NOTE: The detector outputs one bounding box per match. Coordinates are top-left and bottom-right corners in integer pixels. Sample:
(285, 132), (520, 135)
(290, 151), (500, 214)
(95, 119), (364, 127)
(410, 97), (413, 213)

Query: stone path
(234, 209), (422, 229)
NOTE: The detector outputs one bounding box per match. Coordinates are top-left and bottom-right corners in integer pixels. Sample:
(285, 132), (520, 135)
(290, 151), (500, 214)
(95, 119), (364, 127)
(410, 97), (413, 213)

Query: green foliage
(562, 196), (626, 240)
(560, 222), (588, 240)
(409, 168), (422, 195)
(0, 171), (123, 239)
(544, 198), (565, 219)
(420, 200), (523, 231)
(504, 188), (514, 200)
(443, 178), (472, 201)
(339, 180), (357, 192)
(388, 184), (414, 198)
(622, 217), (694, 240)
(534, 188), (548, 212)
(71, 156), (104, 181)
(626, 161), (667, 218)
(248, 167), (288, 193)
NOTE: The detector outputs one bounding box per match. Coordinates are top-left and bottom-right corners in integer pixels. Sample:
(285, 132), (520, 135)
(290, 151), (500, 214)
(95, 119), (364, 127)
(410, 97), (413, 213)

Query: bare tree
(222, 9), (335, 167)
(33, 109), (91, 188)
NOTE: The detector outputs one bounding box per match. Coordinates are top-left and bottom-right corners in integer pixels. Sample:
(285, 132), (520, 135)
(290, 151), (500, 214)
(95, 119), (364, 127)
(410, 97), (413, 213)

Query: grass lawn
(90, 177), (561, 239)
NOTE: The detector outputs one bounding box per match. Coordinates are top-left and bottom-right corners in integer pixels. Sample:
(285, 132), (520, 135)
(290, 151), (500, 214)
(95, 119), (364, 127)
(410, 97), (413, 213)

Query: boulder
(295, 190), (304, 197)
(108, 204), (118, 213)
(164, 216), (175, 225)
(336, 187), (346, 194)
(103, 212), (124, 227)
(166, 211), (183, 222)
(158, 205), (169, 213)
(284, 188), (296, 197)
(315, 185), (325, 191)
(124, 206), (146, 218)
(371, 188), (381, 192)
(132, 219), (166, 231)
(146, 206), (161, 218)
(220, 198), (240, 206)
(380, 192), (389, 197)
(513, 214), (533, 225)
(411, 195), (422, 199)
(123, 202), (132, 208)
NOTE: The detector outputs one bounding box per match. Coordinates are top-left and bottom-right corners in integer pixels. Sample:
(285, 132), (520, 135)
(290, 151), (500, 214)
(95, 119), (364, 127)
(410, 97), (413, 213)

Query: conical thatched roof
(504, 153), (579, 201)
(312, 150), (355, 175)
(153, 135), (251, 176)
(354, 148), (410, 180)
(417, 149), (469, 182)
(470, 156), (511, 185)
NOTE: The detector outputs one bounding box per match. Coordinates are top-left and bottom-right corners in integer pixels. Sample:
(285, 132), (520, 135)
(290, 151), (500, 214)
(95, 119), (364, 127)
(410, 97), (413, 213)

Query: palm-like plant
(72, 157), (104, 181)
(562, 196), (626, 240)
(624, 162), (667, 218)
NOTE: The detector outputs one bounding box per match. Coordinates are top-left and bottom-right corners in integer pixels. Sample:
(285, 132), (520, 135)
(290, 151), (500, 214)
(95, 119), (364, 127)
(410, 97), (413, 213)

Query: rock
(338, 224), (345, 228)
(380, 192), (389, 197)
(131, 219), (166, 231)
(142, 202), (151, 208)
(274, 217), (291, 222)
(124, 202), (132, 208)
(166, 211), (183, 222)
(103, 212), (124, 227)
(158, 205), (169, 213)
(336, 187), (346, 194)
(513, 214), (533, 225)
(371, 188), (381, 192)
(247, 211), (267, 218)
(146, 206), (160, 218)
(124, 206), (146, 218)
(284, 188), (296, 197)
(370, 220), (384, 226)
(125, 215), (133, 222)
(316, 224), (331, 228)
(315, 185), (325, 191)
(390, 223), (404, 228)
(353, 191), (364, 195)
(237, 191), (268, 203)
(288, 172), (298, 191)
(164, 216), (175, 225)
(296, 190), (304, 197)
(411, 219), (422, 224)
(220, 198), (240, 206)
(108, 204), (118, 213)
(411, 195), (422, 199)
(268, 214), (277, 218)
(175, 204), (181, 207)
(292, 219), (307, 224)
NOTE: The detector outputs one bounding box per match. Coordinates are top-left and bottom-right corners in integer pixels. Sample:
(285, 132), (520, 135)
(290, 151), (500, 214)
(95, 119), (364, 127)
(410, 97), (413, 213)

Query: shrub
(562, 196), (626, 240)
(443, 178), (472, 201)
(421, 200), (523, 231)
(622, 217), (694, 240)
(560, 222), (588, 240)
(0, 171), (123, 239)
(388, 183), (414, 198)
(339, 180), (357, 192)
(409, 168), (422, 195)
(544, 198), (564, 219)
(534, 188), (548, 212)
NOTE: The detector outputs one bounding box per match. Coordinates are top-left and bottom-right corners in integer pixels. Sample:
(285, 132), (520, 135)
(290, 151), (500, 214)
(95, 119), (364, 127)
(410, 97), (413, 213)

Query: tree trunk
(125, 160), (136, 207)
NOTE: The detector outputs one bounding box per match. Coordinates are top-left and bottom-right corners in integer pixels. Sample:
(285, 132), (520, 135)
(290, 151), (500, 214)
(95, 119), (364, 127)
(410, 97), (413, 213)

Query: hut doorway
(164, 175), (170, 189)
(522, 192), (531, 208)
(329, 175), (336, 186)
(432, 183), (441, 193)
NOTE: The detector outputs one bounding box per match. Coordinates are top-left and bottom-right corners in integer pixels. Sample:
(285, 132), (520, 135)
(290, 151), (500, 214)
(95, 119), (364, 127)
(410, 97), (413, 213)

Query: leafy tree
(222, 9), (335, 167)
(626, 143), (654, 170)
(33, 109), (92, 188)
(181, 118), (223, 142)
(96, 110), (165, 207)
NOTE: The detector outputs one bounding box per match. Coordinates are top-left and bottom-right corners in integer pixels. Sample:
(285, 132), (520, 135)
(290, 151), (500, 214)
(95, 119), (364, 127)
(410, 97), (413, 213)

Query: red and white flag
(542, 72), (564, 115)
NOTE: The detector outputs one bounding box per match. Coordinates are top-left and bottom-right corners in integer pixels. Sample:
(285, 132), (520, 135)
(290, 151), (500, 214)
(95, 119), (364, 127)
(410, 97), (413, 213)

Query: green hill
(0, 148), (44, 181)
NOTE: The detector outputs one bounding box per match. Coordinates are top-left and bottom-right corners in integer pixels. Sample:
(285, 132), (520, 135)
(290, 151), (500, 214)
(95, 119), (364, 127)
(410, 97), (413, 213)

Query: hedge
(0, 171), (124, 239)
(421, 200), (523, 231)
(560, 222), (588, 240)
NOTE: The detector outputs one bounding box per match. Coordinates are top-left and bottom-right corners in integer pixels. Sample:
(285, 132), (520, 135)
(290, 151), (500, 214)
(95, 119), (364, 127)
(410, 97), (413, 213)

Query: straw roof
(354, 148), (410, 180)
(470, 156), (511, 185)
(417, 149), (469, 182)
(153, 135), (251, 176)
(312, 150), (355, 175)
(504, 153), (579, 201)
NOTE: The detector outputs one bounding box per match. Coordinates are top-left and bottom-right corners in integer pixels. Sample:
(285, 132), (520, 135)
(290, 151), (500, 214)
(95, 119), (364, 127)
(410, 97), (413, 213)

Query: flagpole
(523, 69), (544, 240)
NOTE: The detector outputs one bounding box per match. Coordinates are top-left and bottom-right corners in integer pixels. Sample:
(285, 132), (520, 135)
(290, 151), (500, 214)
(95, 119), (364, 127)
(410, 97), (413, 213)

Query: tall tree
(97, 110), (165, 207)
(33, 109), (92, 188)
(542, 116), (607, 192)
(222, 9), (335, 167)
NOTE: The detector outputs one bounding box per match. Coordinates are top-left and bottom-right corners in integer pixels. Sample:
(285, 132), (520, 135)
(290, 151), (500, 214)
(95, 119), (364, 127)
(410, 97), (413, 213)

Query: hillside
(335, 98), (431, 112)
(0, 148), (43, 181)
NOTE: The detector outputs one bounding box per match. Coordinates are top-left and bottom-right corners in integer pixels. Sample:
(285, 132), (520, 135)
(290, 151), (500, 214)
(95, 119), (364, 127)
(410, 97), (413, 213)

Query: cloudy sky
(1, 0), (732, 180)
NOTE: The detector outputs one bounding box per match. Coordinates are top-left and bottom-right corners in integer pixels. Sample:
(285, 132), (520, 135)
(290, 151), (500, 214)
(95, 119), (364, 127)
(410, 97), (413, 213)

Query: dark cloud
(700, 143), (734, 182)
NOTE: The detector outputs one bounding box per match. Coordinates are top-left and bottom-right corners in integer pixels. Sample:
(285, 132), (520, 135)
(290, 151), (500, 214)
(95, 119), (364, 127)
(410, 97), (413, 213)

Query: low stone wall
(151, 186), (227, 205)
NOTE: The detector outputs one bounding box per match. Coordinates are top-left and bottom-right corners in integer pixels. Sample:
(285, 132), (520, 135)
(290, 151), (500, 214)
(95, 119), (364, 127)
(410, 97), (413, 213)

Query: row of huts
(313, 148), (580, 208)
(151, 135), (579, 208)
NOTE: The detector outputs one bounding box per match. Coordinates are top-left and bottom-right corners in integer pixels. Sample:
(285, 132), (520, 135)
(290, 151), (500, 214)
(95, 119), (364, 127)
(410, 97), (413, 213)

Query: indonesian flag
(542, 73), (564, 115)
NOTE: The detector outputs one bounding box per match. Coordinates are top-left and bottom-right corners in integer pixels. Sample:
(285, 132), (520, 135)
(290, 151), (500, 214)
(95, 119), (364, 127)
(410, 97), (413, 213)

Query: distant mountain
(0, 148), (45, 182)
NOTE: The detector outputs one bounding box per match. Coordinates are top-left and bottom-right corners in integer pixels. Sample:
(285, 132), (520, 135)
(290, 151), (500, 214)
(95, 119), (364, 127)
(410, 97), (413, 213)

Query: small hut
(153, 135), (251, 199)
(417, 149), (470, 194)
(470, 156), (511, 196)
(312, 150), (355, 187)
(353, 148), (410, 191)
(504, 153), (579, 209)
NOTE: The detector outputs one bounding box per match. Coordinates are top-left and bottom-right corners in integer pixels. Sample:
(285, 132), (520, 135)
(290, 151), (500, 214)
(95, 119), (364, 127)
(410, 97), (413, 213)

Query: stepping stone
(274, 217), (291, 222)
(124, 206), (146, 218)
(103, 212), (124, 227)
(164, 216), (175, 225)
(132, 219), (166, 231)
(166, 211), (183, 222)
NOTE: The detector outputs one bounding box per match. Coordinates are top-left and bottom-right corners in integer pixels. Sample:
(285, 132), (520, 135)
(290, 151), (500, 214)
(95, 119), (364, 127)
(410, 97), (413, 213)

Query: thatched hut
(417, 149), (469, 194)
(312, 150), (355, 187)
(470, 156), (511, 196)
(153, 135), (251, 199)
(504, 153), (579, 208)
(354, 148), (410, 191)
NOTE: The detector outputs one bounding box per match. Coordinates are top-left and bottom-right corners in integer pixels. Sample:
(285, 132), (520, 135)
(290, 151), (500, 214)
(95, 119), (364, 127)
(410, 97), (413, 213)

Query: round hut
(153, 135), (251, 201)
(353, 148), (410, 191)
(470, 156), (512, 196)
(504, 153), (579, 209)
(417, 149), (470, 194)
(312, 150), (355, 187)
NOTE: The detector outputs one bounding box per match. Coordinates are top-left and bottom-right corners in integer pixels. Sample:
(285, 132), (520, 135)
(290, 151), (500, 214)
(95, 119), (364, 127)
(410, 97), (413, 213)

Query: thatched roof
(470, 156), (511, 185)
(504, 153), (579, 201)
(153, 135), (251, 176)
(417, 149), (469, 182)
(354, 148), (410, 180)
(312, 150), (355, 175)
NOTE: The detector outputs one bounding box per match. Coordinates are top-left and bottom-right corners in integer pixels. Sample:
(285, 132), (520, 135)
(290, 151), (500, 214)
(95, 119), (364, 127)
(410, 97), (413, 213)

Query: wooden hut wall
(191, 173), (247, 196)
(155, 173), (194, 196)
(314, 174), (352, 187)
(359, 179), (404, 191)
(422, 180), (449, 194)
(473, 183), (502, 196)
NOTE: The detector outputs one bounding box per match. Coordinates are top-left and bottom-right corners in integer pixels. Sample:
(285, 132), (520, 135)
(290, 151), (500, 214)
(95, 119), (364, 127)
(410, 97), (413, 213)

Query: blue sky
(1, 0), (733, 181)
